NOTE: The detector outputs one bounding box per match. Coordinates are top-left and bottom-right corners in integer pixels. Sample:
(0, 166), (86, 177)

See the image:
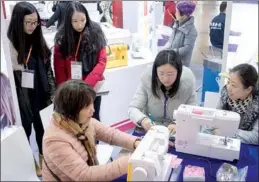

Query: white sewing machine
(127, 126), (173, 181)
(173, 104), (241, 161)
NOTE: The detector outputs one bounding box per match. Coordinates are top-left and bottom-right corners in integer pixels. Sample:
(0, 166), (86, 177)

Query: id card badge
(22, 69), (34, 89)
(71, 61), (82, 80)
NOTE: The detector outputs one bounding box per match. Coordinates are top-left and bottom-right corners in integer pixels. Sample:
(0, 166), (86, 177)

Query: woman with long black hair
(54, 1), (107, 121)
(7, 2), (55, 177)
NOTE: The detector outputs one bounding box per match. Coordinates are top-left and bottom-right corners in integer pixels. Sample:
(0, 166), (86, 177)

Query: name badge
(71, 61), (82, 80)
(22, 69), (34, 89)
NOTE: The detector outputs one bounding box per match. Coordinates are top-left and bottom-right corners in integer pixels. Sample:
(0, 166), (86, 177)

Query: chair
(1, 126), (40, 181)
(39, 104), (53, 130)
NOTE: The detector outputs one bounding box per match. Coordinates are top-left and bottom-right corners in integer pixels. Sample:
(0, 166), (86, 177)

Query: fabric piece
(172, 158), (183, 169)
(184, 165), (205, 177)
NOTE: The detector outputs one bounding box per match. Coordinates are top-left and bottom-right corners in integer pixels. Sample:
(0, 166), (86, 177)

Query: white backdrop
(1, 3), (22, 126)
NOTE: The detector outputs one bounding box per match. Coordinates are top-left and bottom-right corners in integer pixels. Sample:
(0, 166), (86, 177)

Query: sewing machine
(127, 126), (173, 181)
(106, 44), (129, 69)
(173, 104), (241, 161)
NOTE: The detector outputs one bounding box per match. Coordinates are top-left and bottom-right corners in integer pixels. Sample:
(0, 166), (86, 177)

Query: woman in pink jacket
(42, 80), (141, 181)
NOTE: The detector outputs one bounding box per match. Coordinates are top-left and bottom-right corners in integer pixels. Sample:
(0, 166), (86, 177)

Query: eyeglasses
(158, 72), (177, 78)
(24, 21), (40, 27)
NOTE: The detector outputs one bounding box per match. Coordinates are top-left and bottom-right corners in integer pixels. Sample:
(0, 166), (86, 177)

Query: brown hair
(54, 80), (96, 122)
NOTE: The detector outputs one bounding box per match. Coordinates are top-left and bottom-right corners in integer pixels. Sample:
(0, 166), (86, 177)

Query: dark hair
(220, 2), (227, 13)
(7, 2), (51, 65)
(54, 80), (96, 122)
(230, 63), (258, 91)
(152, 50), (183, 98)
(55, 1), (106, 60)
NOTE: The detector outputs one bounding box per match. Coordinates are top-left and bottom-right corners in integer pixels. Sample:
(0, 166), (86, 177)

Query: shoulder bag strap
(43, 156), (61, 182)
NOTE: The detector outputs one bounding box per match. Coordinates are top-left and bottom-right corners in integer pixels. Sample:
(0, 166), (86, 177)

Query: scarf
(227, 95), (253, 115)
(221, 86), (259, 131)
(53, 112), (99, 166)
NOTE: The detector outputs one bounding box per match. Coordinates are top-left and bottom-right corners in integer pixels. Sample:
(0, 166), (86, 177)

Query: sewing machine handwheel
(132, 167), (147, 181)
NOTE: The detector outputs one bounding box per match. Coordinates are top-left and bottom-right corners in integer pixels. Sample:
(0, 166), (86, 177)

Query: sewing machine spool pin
(224, 136), (227, 145)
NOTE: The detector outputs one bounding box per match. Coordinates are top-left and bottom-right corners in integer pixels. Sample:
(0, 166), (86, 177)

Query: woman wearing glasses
(7, 2), (55, 177)
(128, 50), (197, 134)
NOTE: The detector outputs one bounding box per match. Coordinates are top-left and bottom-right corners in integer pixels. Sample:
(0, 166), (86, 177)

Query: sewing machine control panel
(178, 105), (238, 121)
(192, 109), (215, 117)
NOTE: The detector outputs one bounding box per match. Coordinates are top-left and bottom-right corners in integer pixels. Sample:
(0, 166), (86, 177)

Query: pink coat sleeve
(44, 136), (132, 181)
(93, 119), (138, 150)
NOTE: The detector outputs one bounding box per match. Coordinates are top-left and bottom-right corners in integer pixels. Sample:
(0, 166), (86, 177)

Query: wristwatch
(139, 117), (147, 127)
(133, 138), (142, 149)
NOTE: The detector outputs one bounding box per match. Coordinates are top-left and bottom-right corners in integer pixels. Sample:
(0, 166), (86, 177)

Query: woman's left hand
(168, 124), (176, 134)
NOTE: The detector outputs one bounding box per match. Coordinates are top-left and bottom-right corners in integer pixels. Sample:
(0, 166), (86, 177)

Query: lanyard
(24, 45), (33, 68)
(75, 33), (82, 60)
(167, 9), (176, 20)
(163, 95), (168, 120)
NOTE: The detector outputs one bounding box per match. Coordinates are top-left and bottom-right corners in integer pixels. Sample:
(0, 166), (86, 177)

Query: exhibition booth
(1, 1), (258, 181)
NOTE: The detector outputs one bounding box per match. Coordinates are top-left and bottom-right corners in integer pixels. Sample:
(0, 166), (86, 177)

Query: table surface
(114, 131), (259, 182)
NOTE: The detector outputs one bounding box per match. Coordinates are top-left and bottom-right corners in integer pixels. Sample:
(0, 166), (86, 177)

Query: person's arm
(44, 139), (131, 181)
(235, 120), (259, 145)
(45, 5), (61, 28)
(128, 81), (149, 127)
(45, 57), (56, 98)
(174, 28), (197, 65)
(84, 48), (107, 87)
(53, 45), (68, 87)
(93, 119), (138, 150)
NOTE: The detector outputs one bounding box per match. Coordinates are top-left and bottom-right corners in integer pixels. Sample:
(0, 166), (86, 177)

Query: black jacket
(13, 56), (55, 123)
(46, 2), (70, 29)
(209, 13), (226, 49)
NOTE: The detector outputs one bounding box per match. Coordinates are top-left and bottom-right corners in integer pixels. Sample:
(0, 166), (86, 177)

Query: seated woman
(128, 50), (197, 134)
(42, 80), (141, 181)
(217, 63), (258, 145)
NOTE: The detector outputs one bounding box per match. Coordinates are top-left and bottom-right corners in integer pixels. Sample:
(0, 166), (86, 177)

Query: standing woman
(54, 1), (107, 121)
(7, 2), (55, 177)
(164, 1), (197, 67)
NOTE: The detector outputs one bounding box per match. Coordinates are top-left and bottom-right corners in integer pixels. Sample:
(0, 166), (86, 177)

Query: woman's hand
(168, 124), (176, 135)
(141, 118), (154, 131)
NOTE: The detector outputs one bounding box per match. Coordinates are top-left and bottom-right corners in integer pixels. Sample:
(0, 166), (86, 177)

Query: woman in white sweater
(128, 50), (197, 134)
